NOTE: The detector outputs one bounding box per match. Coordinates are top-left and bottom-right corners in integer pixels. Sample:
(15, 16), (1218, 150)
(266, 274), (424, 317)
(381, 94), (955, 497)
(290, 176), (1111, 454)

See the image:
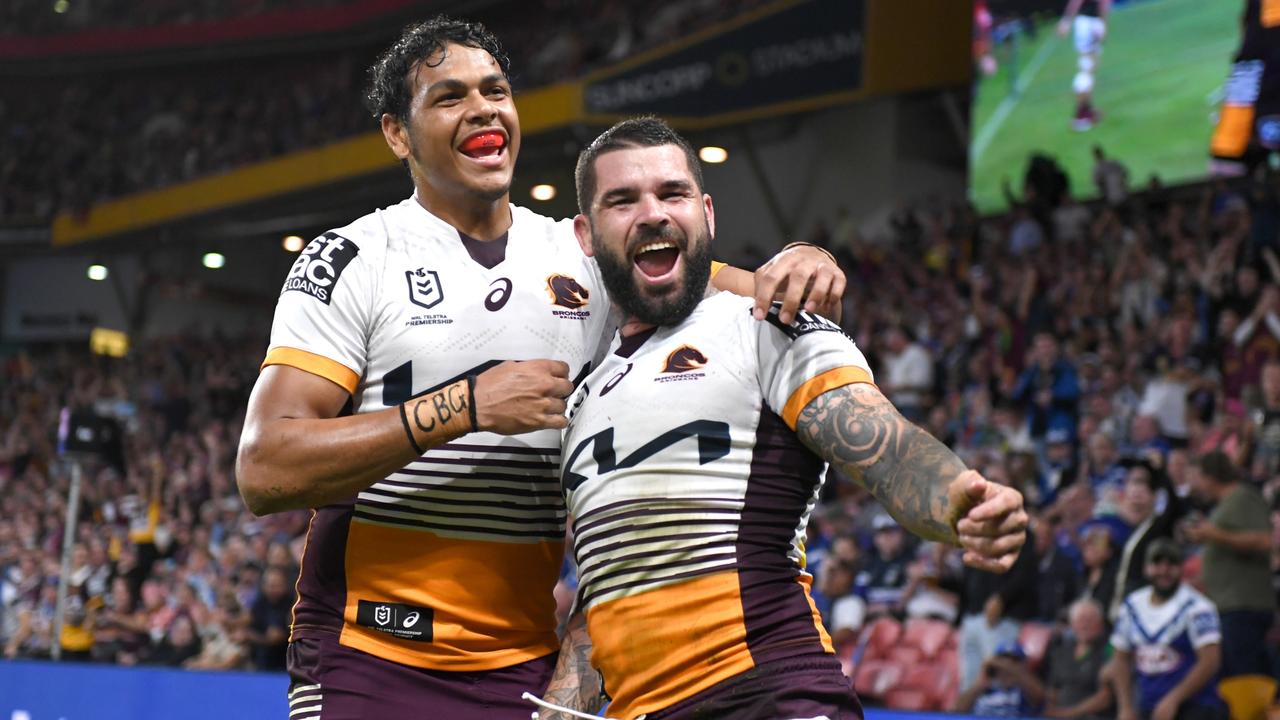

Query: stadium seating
(1219, 675), (1278, 720)
(901, 616), (953, 659)
(1018, 621), (1055, 671)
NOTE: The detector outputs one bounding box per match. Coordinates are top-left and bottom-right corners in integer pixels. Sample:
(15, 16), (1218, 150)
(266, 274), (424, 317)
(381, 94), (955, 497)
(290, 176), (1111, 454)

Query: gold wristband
(401, 377), (476, 454)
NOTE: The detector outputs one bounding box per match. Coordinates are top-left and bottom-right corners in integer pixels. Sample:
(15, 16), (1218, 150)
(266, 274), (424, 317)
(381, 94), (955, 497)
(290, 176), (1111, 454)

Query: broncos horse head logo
(662, 345), (708, 374)
(547, 274), (590, 309)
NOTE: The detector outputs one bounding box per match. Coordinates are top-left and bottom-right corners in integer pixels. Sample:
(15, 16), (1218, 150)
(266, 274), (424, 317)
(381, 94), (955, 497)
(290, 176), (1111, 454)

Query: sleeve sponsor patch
(761, 303), (845, 341)
(1189, 609), (1220, 640)
(283, 232), (360, 304)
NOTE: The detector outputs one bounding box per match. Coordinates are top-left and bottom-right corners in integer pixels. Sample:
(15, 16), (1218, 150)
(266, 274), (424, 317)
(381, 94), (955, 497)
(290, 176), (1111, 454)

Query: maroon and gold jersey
(560, 292), (873, 718)
(263, 196), (614, 671)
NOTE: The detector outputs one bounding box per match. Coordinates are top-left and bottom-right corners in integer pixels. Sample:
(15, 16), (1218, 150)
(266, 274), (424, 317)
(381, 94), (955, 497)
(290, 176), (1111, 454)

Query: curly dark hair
(574, 116), (704, 216)
(364, 16), (511, 122)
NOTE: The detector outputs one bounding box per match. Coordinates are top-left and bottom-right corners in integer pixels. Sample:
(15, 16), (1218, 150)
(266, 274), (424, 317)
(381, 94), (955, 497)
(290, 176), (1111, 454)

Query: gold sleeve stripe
(781, 366), (874, 430)
(710, 260), (727, 279)
(262, 347), (360, 395)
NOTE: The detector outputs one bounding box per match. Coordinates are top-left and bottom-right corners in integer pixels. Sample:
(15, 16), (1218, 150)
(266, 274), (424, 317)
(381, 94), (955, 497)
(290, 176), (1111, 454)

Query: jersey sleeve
(1109, 602), (1134, 652)
(755, 302), (874, 429)
(261, 229), (379, 395)
(1187, 601), (1222, 648)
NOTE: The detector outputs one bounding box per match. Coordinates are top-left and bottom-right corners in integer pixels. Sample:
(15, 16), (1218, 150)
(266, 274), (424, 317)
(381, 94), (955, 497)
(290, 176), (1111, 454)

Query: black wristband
(465, 374), (479, 432)
(399, 402), (424, 456)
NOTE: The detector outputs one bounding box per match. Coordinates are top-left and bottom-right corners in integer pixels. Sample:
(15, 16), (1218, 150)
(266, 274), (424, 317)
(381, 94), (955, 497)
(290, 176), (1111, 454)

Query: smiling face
(575, 143), (714, 327)
(1145, 553), (1182, 599)
(381, 42), (519, 219)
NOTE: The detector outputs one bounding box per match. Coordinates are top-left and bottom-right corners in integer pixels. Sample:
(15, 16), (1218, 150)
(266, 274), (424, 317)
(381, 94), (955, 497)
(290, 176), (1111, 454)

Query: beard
(1150, 578), (1180, 601)
(593, 221), (712, 327)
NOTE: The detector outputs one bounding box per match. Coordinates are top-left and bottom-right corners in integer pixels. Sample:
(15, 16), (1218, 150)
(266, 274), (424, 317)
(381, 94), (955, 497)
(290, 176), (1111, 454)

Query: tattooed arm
(536, 612), (604, 719)
(795, 382), (1027, 572)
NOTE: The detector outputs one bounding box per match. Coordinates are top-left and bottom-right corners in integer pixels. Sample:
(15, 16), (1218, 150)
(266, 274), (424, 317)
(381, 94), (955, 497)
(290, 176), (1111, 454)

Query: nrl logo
(406, 268), (443, 309)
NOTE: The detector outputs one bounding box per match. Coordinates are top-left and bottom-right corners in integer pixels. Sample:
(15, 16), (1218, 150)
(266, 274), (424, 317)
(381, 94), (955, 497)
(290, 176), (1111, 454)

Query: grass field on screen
(970, 0), (1240, 211)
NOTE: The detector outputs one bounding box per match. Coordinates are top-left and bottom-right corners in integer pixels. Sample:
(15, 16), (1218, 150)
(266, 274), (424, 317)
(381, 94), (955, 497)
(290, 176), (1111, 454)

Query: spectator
(1042, 599), (1113, 720)
(1092, 145), (1129, 207)
(1108, 460), (1186, 618)
(954, 642), (1044, 717)
(1012, 332), (1081, 445)
(814, 534), (856, 616)
(1031, 511), (1082, 624)
(1185, 451), (1275, 681)
(92, 576), (150, 665)
(854, 514), (914, 618)
(1112, 539), (1225, 720)
(246, 565), (293, 671)
(880, 326), (934, 422)
(816, 554), (861, 646)
(957, 526), (1038, 691)
(3, 580), (56, 659)
(1082, 431), (1128, 503)
(1138, 316), (1201, 447)
(1034, 428), (1081, 509)
(1250, 361), (1280, 478)
(1076, 522), (1119, 620)
(898, 542), (961, 623)
(148, 614), (203, 667)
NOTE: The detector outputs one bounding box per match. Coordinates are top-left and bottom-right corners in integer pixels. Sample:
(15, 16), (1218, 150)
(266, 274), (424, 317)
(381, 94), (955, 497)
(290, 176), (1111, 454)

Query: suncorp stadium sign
(584, 0), (863, 117)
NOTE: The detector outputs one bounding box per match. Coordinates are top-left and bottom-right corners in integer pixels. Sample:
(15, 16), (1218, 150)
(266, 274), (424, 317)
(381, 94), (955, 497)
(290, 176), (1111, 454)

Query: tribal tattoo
(796, 383), (969, 543)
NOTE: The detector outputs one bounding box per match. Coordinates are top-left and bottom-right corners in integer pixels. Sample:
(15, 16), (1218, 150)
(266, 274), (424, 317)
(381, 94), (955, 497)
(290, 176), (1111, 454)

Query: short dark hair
(1145, 537), (1183, 565)
(574, 116), (704, 216)
(365, 16), (510, 122)
(1197, 450), (1240, 485)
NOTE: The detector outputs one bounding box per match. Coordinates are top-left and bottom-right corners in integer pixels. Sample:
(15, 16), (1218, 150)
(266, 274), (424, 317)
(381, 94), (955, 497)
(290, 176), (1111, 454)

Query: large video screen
(971, 0), (1240, 211)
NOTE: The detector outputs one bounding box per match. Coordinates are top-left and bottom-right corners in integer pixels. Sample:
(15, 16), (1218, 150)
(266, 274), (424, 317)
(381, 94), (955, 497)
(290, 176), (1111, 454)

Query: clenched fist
(474, 360), (574, 434)
(953, 470), (1028, 573)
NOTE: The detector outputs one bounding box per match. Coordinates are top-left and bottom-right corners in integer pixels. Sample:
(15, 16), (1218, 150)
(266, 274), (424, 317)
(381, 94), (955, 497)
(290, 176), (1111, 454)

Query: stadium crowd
(3, 0), (357, 35)
(2, 148), (1279, 713)
(0, 333), (304, 670)
(0, 0), (768, 224)
(794, 155), (1280, 716)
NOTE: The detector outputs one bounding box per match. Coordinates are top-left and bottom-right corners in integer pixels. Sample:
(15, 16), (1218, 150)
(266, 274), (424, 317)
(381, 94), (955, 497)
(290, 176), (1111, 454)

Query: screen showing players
(970, 0), (1241, 211)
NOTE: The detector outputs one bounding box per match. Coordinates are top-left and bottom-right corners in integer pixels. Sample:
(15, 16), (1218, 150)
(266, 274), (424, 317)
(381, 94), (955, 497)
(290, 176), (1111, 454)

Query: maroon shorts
(644, 654), (862, 720)
(286, 632), (556, 719)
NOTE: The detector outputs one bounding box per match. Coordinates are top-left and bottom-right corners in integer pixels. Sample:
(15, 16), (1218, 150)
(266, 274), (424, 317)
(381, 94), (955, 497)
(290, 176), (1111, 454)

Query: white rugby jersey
(560, 291), (873, 719)
(1111, 584), (1223, 713)
(262, 196), (613, 671)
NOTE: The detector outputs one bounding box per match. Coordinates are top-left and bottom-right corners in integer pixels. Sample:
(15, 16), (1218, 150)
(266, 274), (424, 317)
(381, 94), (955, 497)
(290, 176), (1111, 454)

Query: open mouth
(458, 130), (508, 168)
(633, 240), (681, 282)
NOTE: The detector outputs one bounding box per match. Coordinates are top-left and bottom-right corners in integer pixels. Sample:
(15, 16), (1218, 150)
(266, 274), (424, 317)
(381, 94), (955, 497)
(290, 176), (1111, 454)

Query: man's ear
(573, 214), (595, 257)
(381, 113), (411, 161)
(703, 193), (716, 240)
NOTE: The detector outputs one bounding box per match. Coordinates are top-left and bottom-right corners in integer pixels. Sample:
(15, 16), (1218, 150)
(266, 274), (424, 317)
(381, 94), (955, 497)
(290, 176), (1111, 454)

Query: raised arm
(795, 383), (1027, 571)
